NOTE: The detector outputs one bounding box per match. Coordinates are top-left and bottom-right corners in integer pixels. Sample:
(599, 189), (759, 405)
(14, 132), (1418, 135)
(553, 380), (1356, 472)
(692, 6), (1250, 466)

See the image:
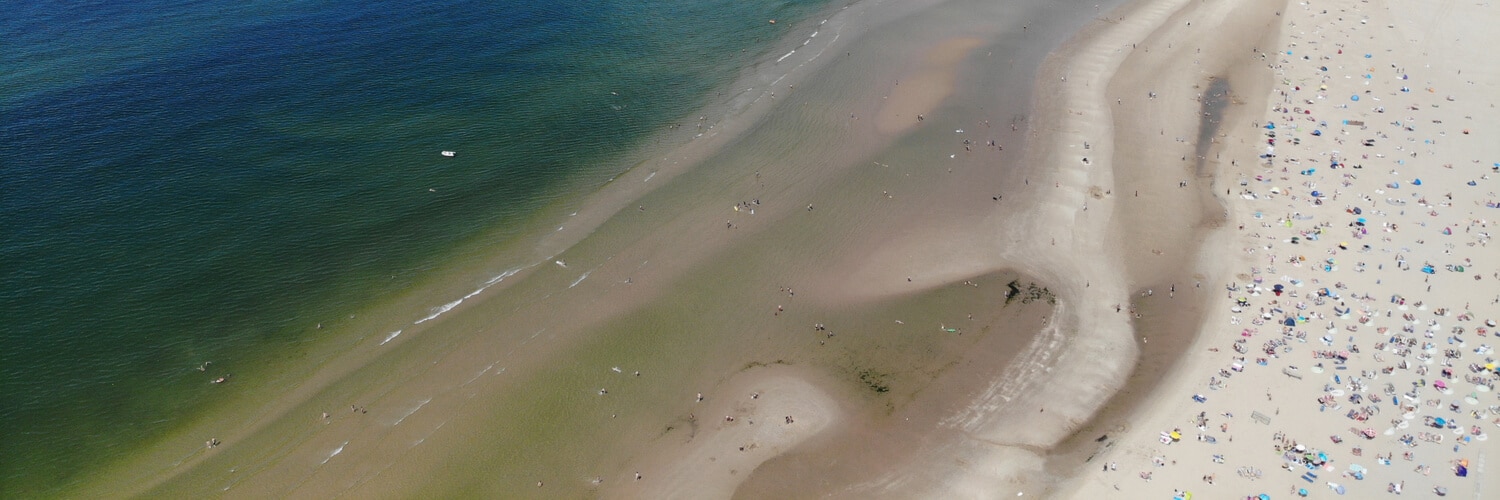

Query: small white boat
(440, 151), (456, 157)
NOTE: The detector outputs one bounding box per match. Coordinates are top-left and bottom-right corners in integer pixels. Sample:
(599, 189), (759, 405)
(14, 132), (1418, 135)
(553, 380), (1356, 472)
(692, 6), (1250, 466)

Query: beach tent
(1413, 178), (1422, 186)
(1259, 494), (1271, 500)
(1457, 464), (1468, 477)
(1328, 482), (1346, 495)
(1285, 317), (1297, 326)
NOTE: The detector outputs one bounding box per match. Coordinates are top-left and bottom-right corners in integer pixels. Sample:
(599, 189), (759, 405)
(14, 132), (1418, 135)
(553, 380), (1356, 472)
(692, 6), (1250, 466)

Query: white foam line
(321, 441), (349, 465)
(378, 329), (403, 346)
(569, 271), (591, 288)
(643, 171), (657, 182)
(391, 398), (432, 426)
(413, 268), (522, 325)
(464, 363), (497, 386)
(414, 299), (461, 324)
(776, 50), (796, 63)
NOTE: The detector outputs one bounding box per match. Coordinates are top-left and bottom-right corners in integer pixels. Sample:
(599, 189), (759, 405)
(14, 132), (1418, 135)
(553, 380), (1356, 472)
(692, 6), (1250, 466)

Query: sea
(0, 0), (830, 494)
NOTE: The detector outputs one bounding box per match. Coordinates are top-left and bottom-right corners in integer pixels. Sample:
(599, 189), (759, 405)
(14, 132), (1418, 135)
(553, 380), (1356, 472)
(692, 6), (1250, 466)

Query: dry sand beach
(1062, 0), (1500, 499)
(56, 0), (1500, 498)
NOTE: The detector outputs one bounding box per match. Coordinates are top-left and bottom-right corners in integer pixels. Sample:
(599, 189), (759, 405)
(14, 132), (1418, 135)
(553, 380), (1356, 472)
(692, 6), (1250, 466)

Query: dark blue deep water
(0, 0), (827, 494)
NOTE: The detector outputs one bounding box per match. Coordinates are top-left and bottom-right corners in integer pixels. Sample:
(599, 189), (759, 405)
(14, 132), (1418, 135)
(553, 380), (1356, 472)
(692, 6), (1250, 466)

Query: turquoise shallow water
(0, 0), (827, 494)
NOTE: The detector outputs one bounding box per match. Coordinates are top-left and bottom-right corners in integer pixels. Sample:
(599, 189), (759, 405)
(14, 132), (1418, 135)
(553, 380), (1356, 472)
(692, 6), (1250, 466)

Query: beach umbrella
(1351, 95), (1360, 101)
(1297, 488), (1309, 497)
(1413, 178), (1422, 186)
(1457, 464), (1468, 476)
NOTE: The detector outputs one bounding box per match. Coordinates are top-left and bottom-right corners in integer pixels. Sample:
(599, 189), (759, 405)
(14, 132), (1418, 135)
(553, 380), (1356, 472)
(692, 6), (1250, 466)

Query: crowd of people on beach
(1092, 2), (1498, 498)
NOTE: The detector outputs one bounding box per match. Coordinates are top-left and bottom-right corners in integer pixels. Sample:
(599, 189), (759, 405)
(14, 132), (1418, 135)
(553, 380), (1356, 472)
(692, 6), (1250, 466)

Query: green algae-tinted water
(0, 0), (830, 494)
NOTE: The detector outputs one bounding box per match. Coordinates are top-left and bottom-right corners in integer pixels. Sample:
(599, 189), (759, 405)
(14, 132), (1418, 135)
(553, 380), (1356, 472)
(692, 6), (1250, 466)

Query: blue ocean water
(0, 0), (827, 494)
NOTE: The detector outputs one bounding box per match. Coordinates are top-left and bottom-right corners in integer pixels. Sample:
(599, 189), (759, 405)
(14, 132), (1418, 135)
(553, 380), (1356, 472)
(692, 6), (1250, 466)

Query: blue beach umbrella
(1351, 95), (1360, 101)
